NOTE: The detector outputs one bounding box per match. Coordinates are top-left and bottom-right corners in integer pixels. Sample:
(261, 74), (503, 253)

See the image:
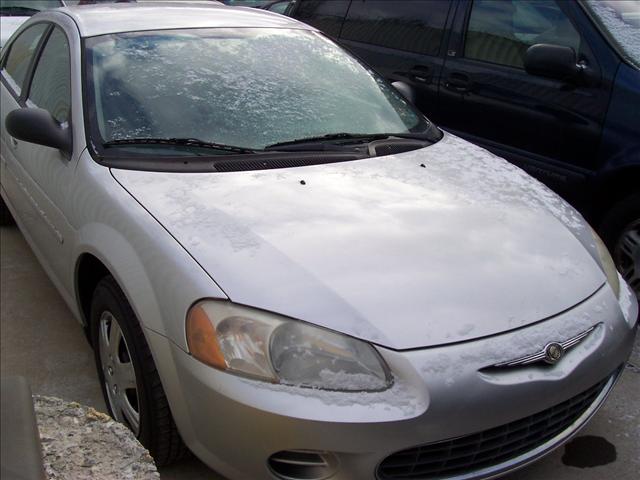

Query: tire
(90, 276), (187, 466)
(600, 194), (640, 297)
(0, 194), (15, 226)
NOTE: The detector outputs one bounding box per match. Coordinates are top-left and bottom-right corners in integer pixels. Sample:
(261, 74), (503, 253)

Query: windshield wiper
(265, 132), (432, 151)
(103, 137), (257, 155)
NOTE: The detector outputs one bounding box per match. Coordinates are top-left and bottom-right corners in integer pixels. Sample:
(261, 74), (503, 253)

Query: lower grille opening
(377, 373), (614, 479)
(268, 450), (338, 480)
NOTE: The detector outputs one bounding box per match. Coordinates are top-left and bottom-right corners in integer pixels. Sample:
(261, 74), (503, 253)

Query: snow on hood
(111, 134), (605, 349)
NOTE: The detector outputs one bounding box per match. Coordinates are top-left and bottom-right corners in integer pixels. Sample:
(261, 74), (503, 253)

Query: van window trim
(458, 0), (586, 70)
(338, 0), (455, 58)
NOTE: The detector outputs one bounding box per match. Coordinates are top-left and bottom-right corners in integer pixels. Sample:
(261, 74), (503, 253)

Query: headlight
(186, 301), (392, 392)
(590, 227), (620, 298)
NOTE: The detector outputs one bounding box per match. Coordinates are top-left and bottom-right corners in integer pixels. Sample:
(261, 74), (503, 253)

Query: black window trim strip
(337, 0), (352, 39)
(20, 24), (55, 107)
(0, 21), (53, 104)
(24, 24), (74, 125)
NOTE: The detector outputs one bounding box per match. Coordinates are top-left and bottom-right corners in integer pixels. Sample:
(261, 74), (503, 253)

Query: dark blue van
(288, 0), (640, 295)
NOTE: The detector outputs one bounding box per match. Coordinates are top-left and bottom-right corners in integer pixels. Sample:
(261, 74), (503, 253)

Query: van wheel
(90, 276), (187, 465)
(0, 195), (15, 226)
(600, 194), (640, 297)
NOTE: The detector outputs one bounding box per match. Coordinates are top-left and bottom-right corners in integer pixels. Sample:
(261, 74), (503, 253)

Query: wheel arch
(75, 252), (111, 337)
(73, 223), (167, 343)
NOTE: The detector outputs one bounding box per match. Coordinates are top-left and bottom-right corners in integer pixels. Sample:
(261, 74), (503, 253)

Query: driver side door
(1, 23), (77, 297)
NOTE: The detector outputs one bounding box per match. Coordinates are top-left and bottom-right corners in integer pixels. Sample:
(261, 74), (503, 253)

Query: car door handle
(408, 66), (432, 83)
(10, 137), (18, 148)
(445, 73), (471, 93)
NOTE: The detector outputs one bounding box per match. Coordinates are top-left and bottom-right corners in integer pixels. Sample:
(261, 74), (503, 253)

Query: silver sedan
(0, 2), (637, 480)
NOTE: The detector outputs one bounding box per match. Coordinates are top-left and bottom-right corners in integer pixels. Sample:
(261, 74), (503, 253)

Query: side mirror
(391, 81), (416, 104)
(524, 43), (581, 81)
(5, 108), (72, 155)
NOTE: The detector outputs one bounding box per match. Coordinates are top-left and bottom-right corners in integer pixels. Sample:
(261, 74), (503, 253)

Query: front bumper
(147, 283), (638, 480)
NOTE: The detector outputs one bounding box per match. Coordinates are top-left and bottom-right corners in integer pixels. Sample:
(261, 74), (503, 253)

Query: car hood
(111, 134), (605, 349)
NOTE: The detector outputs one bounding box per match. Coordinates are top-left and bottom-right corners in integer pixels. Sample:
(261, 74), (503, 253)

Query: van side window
(27, 27), (71, 124)
(465, 0), (581, 69)
(341, 0), (450, 56)
(293, 0), (350, 38)
(1, 24), (48, 95)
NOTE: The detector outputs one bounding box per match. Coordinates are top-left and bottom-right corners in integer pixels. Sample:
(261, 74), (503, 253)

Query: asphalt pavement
(1, 224), (638, 480)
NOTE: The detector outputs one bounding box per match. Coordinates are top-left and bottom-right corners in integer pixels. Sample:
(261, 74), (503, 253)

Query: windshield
(584, 0), (640, 68)
(0, 0), (62, 16)
(85, 28), (429, 155)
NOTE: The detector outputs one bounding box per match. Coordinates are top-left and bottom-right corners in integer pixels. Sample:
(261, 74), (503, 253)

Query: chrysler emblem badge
(492, 325), (599, 369)
(544, 342), (565, 364)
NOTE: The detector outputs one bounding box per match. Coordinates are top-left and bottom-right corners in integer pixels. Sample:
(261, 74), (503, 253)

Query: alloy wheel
(614, 219), (640, 298)
(98, 311), (140, 435)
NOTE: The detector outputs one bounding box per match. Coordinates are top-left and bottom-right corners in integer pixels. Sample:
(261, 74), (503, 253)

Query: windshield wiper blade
(265, 132), (432, 150)
(265, 133), (387, 150)
(103, 137), (257, 154)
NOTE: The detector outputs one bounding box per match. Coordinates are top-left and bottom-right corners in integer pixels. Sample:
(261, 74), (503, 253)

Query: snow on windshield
(585, 0), (640, 67)
(87, 28), (423, 150)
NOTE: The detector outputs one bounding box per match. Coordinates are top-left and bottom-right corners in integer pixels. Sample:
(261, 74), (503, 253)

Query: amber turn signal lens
(186, 304), (227, 369)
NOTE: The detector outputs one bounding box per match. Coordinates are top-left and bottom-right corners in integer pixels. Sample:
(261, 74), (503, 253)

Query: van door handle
(408, 66), (432, 83)
(445, 73), (471, 92)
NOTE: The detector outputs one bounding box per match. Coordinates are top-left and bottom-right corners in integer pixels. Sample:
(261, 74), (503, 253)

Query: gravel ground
(34, 396), (159, 480)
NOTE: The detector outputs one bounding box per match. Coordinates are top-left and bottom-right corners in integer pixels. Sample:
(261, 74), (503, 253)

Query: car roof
(49, 1), (311, 37)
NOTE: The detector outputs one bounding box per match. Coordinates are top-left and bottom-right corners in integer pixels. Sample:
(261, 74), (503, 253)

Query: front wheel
(600, 194), (640, 298)
(90, 276), (187, 465)
(613, 219), (640, 296)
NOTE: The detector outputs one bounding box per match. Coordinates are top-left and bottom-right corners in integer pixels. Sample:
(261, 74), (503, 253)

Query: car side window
(27, 27), (71, 124)
(464, 0), (581, 69)
(341, 0), (451, 56)
(293, 0), (350, 37)
(1, 24), (48, 95)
